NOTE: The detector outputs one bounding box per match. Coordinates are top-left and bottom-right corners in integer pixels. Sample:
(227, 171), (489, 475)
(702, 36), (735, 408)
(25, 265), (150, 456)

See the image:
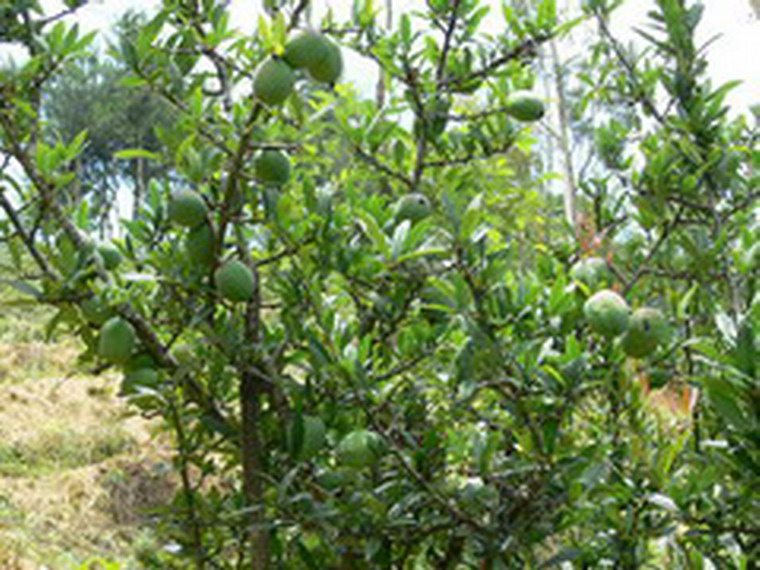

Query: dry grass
(0, 342), (176, 569)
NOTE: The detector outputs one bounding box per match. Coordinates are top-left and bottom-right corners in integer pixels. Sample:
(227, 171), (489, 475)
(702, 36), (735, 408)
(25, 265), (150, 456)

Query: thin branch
(0, 187), (56, 280)
(422, 140), (515, 168)
(289, 0), (310, 29)
(37, 3), (89, 27)
(623, 207), (684, 294)
(441, 34), (552, 91)
(593, 11), (667, 126)
(353, 144), (414, 188)
(435, 0), (462, 86)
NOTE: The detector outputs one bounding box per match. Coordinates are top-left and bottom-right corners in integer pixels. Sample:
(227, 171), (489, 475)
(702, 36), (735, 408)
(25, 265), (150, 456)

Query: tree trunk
(240, 370), (270, 569)
(72, 157), (82, 203)
(549, 40), (578, 233)
(375, 0), (393, 108)
(133, 156), (145, 220)
(240, 266), (270, 569)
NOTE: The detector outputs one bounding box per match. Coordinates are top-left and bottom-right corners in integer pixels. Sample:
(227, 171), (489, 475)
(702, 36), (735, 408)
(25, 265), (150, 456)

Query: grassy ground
(0, 288), (175, 568)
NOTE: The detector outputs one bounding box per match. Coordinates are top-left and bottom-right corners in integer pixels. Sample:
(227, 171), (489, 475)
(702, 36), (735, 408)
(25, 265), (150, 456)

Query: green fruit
(307, 41), (342, 84)
(287, 415), (327, 461)
(98, 317), (136, 364)
(337, 429), (385, 468)
(283, 30), (331, 70)
(81, 298), (113, 325)
(168, 189), (208, 228)
(621, 307), (668, 358)
(570, 257), (609, 288)
(283, 30), (342, 84)
(253, 57), (295, 106)
(394, 193), (431, 224)
(505, 91), (545, 122)
(123, 368), (159, 389)
(171, 344), (195, 367)
(214, 260), (255, 302)
(125, 353), (158, 372)
(583, 289), (630, 337)
(185, 223), (216, 267)
(97, 243), (122, 270)
(253, 150), (291, 186)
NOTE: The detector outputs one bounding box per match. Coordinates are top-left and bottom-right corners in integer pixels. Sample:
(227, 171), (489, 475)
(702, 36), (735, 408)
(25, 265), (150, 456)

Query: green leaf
(0, 279), (42, 299)
(399, 14), (412, 48)
(701, 376), (753, 432)
(76, 200), (90, 230)
(113, 148), (161, 161)
(357, 210), (391, 259)
(676, 283), (698, 319)
(460, 193), (484, 240)
(646, 492), (679, 513)
(390, 220), (410, 261)
(733, 319), (755, 379)
(714, 311), (737, 345)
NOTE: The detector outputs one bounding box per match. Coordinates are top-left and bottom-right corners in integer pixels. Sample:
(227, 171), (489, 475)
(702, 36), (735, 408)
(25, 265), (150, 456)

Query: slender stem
(169, 397), (206, 570)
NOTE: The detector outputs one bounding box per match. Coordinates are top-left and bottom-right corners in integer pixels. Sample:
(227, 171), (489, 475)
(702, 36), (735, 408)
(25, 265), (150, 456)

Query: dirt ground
(0, 341), (175, 569)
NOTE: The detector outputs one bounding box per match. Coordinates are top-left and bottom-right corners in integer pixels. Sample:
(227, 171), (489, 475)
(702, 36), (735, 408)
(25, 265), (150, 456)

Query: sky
(13, 0), (759, 111)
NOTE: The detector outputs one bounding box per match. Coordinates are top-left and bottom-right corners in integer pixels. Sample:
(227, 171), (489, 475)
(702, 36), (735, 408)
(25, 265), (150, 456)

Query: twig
(354, 144), (414, 188)
(624, 206), (684, 294)
(441, 34), (551, 91)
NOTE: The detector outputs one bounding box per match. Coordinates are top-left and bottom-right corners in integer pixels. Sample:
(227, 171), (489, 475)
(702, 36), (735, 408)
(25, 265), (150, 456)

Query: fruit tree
(0, 0), (756, 568)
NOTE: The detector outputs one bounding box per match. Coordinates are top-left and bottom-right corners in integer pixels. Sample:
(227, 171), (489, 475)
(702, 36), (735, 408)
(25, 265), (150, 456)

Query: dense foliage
(0, 0), (756, 568)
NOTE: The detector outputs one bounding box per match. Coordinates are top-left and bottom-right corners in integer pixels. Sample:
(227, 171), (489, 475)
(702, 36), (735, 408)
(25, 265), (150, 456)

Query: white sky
(17, 0), (758, 111)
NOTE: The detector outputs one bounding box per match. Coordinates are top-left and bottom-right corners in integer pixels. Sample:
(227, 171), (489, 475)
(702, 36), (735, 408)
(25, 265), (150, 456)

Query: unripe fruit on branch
(307, 41), (342, 84)
(214, 260), (255, 302)
(583, 289), (630, 337)
(622, 307), (668, 358)
(122, 367), (159, 391)
(171, 344), (195, 367)
(185, 223), (216, 268)
(505, 91), (545, 122)
(337, 429), (385, 468)
(96, 243), (122, 270)
(393, 193), (431, 224)
(98, 316), (136, 364)
(254, 149), (291, 186)
(168, 189), (208, 228)
(283, 30), (331, 71)
(253, 57), (295, 106)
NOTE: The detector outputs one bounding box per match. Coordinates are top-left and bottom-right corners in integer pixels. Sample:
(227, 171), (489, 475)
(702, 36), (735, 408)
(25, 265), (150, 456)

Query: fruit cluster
(572, 257), (669, 358)
(253, 30), (343, 107)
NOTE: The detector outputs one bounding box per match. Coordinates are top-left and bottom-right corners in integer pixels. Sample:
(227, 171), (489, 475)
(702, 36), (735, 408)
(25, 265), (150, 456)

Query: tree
(42, 12), (177, 231)
(0, 0), (756, 568)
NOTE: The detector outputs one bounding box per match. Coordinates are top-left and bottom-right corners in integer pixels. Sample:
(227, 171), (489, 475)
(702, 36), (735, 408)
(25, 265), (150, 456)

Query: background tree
(42, 13), (176, 233)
